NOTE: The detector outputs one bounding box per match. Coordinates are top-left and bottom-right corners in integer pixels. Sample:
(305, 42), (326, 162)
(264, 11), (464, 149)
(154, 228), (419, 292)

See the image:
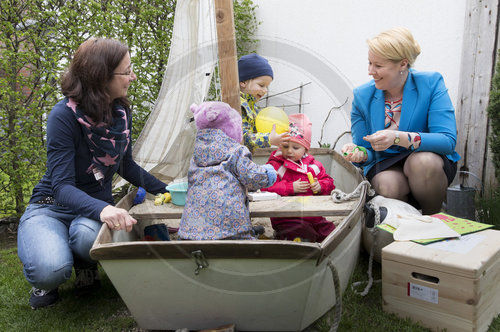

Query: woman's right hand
(341, 143), (367, 163)
(100, 205), (137, 232)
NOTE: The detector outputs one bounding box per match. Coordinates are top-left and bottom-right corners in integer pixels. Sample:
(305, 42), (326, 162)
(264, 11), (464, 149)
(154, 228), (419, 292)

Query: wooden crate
(382, 229), (500, 332)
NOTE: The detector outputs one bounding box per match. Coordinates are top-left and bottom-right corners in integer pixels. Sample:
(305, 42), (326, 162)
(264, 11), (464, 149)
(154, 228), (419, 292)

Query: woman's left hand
(363, 130), (398, 151)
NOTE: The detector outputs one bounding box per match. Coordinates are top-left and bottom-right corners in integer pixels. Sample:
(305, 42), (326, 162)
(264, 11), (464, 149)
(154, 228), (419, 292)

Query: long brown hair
(61, 38), (130, 124)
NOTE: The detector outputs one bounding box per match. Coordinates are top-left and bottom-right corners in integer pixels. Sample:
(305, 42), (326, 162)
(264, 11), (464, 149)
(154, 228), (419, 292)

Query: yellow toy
(255, 106), (289, 134)
(154, 194), (164, 206)
(154, 193), (172, 206)
(307, 172), (319, 194)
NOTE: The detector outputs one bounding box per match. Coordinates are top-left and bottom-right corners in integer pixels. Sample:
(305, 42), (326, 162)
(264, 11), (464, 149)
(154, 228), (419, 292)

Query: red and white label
(408, 282), (438, 304)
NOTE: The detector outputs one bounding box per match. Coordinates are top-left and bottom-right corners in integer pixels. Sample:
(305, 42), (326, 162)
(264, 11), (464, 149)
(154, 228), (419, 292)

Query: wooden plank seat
(129, 195), (357, 220)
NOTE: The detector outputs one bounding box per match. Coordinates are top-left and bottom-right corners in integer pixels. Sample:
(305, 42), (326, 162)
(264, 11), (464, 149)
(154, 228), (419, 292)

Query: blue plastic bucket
(166, 182), (189, 206)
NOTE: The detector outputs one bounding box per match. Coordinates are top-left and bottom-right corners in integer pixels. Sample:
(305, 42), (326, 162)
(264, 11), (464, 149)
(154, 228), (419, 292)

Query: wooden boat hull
(91, 149), (366, 331)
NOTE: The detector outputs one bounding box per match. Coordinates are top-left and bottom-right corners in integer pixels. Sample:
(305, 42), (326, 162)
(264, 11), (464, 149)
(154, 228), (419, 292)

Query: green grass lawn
(0, 247), (136, 331)
(1, 245), (499, 332)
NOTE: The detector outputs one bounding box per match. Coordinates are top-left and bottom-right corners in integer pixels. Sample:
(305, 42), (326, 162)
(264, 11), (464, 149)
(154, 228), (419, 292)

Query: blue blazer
(351, 69), (461, 176)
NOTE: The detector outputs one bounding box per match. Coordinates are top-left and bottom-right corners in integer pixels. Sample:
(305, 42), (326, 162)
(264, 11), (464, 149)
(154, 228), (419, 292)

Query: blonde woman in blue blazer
(342, 27), (460, 214)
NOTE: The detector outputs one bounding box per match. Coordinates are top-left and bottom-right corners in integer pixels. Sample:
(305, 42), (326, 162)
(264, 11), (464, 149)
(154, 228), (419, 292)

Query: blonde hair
(367, 27), (421, 67)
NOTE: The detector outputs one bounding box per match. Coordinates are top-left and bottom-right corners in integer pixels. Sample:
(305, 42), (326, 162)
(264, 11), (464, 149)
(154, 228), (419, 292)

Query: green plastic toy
(343, 146), (367, 156)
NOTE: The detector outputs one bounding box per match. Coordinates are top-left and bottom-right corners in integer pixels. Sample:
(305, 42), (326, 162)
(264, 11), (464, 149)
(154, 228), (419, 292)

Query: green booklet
(377, 213), (494, 244)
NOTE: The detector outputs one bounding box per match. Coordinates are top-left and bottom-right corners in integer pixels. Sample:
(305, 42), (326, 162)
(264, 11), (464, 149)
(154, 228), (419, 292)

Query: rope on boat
(327, 260), (342, 332)
(330, 179), (381, 296)
(331, 180), (383, 296)
(330, 180), (375, 203)
(351, 200), (382, 296)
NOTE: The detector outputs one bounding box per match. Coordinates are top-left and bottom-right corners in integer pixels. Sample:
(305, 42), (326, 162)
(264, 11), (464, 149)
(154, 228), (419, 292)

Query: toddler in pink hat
(262, 113), (337, 242)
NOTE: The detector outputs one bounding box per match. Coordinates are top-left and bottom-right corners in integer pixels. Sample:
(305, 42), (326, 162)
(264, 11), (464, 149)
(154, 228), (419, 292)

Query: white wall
(252, 0), (466, 150)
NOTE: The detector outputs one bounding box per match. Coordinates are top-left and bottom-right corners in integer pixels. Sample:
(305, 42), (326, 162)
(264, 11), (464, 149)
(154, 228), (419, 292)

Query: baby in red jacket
(262, 113), (336, 242)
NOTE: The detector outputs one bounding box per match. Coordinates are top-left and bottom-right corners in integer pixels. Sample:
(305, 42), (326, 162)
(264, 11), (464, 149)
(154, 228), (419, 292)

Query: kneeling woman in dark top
(17, 38), (167, 309)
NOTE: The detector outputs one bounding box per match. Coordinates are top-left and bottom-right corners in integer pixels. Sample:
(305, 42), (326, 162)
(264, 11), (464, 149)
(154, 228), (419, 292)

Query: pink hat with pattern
(288, 113), (312, 150)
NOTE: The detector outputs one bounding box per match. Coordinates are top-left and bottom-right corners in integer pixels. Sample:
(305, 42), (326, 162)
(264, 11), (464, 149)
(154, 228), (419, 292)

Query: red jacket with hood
(262, 150), (335, 196)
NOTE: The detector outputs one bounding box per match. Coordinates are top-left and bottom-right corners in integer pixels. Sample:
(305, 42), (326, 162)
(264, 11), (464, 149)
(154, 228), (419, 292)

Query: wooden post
(214, 0), (241, 113)
(455, 0), (499, 193)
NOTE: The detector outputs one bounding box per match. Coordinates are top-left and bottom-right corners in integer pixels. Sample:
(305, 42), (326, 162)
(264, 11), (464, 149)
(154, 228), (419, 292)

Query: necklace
(386, 96), (402, 105)
(385, 91), (403, 105)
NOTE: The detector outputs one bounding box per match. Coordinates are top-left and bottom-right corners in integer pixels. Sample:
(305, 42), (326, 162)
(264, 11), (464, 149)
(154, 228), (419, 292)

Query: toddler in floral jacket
(178, 101), (277, 240)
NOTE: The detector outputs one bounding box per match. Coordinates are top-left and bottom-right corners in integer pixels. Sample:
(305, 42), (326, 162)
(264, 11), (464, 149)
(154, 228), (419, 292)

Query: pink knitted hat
(288, 113), (312, 150)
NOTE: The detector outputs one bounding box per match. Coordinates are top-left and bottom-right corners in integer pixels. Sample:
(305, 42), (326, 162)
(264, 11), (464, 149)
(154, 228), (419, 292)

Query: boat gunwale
(90, 239), (322, 260)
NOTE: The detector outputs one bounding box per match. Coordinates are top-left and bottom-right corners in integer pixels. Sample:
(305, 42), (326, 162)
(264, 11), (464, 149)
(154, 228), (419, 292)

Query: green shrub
(0, 0), (258, 216)
(487, 50), (500, 181)
(476, 186), (500, 229)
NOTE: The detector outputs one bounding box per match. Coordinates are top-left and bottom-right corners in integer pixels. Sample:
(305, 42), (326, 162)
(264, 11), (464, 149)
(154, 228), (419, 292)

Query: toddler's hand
(269, 124), (290, 147)
(310, 180), (322, 194)
(293, 179), (310, 194)
(262, 164), (277, 186)
(307, 172), (320, 194)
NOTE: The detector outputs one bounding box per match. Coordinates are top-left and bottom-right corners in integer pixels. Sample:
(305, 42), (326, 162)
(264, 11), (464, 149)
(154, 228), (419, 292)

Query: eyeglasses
(113, 64), (134, 76)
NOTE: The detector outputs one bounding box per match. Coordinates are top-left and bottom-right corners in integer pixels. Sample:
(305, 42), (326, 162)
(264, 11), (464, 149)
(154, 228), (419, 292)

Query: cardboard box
(382, 229), (500, 332)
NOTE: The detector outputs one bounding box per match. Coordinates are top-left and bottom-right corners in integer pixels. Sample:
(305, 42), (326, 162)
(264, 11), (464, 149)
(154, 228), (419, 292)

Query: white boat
(90, 148), (367, 331)
(90, 1), (368, 330)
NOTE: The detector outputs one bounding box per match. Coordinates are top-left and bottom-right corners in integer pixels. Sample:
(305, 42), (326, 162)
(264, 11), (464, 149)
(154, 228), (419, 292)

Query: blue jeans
(17, 203), (102, 290)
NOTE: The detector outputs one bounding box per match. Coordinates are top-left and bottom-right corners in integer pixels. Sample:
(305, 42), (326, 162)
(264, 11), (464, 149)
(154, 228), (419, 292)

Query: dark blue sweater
(30, 98), (167, 221)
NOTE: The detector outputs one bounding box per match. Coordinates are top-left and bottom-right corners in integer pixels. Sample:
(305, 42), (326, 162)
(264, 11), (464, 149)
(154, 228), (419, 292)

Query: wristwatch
(393, 132), (400, 145)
